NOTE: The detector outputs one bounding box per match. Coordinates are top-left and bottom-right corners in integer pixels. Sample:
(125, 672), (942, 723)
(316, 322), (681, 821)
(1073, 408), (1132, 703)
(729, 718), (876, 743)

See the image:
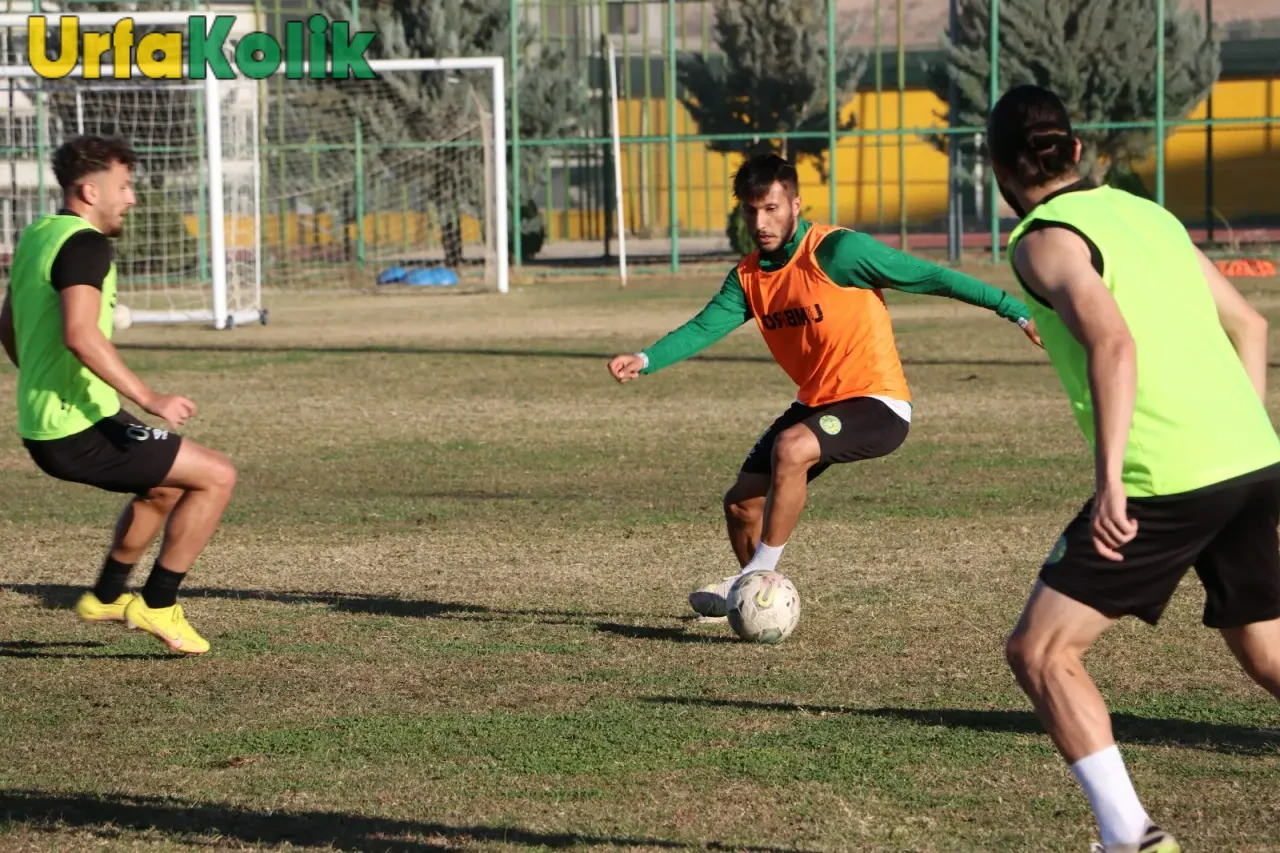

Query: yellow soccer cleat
(75, 591), (136, 623)
(123, 598), (210, 655)
(1091, 824), (1181, 853)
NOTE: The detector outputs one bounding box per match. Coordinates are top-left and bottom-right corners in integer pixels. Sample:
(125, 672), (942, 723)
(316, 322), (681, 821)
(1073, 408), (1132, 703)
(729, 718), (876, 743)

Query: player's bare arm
(1194, 246), (1269, 401)
(0, 290), (16, 368)
(1014, 226), (1137, 561)
(60, 284), (195, 430)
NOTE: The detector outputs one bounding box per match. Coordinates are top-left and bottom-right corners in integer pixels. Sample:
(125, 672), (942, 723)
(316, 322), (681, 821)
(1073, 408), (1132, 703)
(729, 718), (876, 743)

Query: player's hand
(608, 354), (645, 383)
(142, 393), (197, 430)
(1090, 482), (1137, 561)
(1020, 318), (1044, 349)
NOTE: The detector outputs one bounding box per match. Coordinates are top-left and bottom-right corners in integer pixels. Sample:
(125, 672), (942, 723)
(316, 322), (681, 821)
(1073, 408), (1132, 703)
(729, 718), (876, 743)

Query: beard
(756, 213), (797, 255)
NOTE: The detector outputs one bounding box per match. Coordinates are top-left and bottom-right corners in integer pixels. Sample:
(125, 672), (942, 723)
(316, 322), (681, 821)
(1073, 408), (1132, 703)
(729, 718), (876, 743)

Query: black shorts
(1040, 463), (1280, 629)
(741, 396), (910, 480)
(24, 410), (182, 496)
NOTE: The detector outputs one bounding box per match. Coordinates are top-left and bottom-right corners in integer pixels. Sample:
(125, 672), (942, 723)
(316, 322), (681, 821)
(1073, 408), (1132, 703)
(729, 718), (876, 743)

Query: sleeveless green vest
(1008, 184), (1280, 497)
(10, 213), (121, 440)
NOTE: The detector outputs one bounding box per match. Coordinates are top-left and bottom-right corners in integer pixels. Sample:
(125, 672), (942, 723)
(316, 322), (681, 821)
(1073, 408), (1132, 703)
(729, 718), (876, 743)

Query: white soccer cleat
(688, 574), (741, 617)
(1089, 824), (1180, 853)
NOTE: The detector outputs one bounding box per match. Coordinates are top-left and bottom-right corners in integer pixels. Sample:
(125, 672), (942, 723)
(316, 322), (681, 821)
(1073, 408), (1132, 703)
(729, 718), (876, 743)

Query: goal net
(260, 61), (502, 295)
(0, 12), (508, 330)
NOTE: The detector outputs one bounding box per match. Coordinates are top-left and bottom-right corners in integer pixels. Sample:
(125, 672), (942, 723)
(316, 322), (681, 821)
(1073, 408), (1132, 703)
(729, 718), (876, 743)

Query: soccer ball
(726, 570), (801, 644)
(112, 302), (132, 331)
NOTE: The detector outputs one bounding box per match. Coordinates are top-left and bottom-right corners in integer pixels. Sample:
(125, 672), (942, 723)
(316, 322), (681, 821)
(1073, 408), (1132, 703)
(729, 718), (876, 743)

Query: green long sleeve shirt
(640, 219), (1032, 374)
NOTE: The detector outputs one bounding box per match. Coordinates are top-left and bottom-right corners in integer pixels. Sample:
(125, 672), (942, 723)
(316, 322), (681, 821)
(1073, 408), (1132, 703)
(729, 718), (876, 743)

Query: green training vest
(1008, 184), (1280, 498)
(9, 213), (121, 440)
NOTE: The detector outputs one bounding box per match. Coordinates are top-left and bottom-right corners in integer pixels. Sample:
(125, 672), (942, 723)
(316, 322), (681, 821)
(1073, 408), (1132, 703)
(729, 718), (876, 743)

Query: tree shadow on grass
(642, 696), (1280, 757)
(0, 788), (814, 852)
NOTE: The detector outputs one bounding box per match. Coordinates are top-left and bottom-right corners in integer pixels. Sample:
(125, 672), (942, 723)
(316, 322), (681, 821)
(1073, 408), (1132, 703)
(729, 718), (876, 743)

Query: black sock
(141, 563), (185, 609)
(92, 556), (134, 604)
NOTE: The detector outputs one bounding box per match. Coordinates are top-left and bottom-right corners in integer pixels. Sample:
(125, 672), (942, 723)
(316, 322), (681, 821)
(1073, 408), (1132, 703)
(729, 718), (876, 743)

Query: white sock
(742, 541), (785, 574)
(1069, 745), (1150, 847)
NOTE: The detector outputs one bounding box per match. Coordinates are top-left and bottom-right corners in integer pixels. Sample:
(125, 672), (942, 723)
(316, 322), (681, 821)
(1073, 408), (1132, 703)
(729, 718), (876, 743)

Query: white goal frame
(0, 12), (510, 330)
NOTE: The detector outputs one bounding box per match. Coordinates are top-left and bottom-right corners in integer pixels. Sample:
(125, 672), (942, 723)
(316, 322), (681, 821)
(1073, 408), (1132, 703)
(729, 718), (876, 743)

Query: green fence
(502, 0), (1280, 272)
(4, 0), (1279, 282)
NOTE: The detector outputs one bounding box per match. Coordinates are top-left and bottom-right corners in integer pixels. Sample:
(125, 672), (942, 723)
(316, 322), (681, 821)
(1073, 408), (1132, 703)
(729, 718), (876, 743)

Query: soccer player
(0, 136), (238, 656)
(607, 153), (1042, 617)
(991, 84), (1280, 853)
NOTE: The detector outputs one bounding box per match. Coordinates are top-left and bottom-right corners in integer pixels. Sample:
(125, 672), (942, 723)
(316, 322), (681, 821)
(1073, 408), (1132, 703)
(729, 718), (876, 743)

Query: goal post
(0, 11), (510, 332)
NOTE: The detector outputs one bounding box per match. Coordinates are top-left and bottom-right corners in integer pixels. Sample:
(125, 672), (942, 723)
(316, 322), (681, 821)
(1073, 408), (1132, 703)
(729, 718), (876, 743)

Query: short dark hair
(987, 84), (1077, 187)
(732, 152), (798, 202)
(52, 135), (137, 191)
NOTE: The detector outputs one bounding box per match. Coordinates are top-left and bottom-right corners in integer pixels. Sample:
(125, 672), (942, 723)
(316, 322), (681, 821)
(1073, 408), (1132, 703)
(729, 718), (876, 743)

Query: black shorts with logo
(24, 410), (182, 496)
(1040, 463), (1280, 629)
(740, 396), (910, 481)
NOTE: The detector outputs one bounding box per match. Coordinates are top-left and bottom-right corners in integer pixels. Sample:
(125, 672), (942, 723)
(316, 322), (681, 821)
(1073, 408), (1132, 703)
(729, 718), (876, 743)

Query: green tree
(36, 0), (202, 276)
(114, 185), (201, 278)
(312, 0), (591, 264)
(677, 0), (866, 253)
(926, 0), (1220, 195)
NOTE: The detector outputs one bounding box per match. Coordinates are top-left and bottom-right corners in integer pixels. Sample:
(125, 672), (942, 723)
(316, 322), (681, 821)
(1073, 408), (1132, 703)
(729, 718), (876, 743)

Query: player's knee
(194, 447), (237, 494)
(211, 455), (237, 494)
(145, 485), (183, 513)
(1006, 631), (1079, 688)
(1004, 631), (1044, 680)
(723, 489), (762, 526)
(772, 427), (817, 473)
(1236, 647), (1280, 694)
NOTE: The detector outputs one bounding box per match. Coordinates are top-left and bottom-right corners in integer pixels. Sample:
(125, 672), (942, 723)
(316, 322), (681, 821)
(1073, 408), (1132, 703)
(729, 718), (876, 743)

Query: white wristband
(1016, 317), (1030, 329)
(636, 351), (650, 369)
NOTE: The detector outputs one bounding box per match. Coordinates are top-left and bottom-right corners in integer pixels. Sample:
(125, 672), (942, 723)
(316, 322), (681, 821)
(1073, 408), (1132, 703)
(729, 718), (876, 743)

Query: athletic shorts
(23, 410), (182, 496)
(1040, 463), (1280, 629)
(740, 396), (909, 480)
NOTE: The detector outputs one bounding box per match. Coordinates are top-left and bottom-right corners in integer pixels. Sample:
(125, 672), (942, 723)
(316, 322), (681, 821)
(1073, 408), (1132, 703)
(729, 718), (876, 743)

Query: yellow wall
(1134, 77), (1280, 224)
(184, 211), (485, 252)
(183, 76), (1280, 251)
(556, 74), (1280, 241)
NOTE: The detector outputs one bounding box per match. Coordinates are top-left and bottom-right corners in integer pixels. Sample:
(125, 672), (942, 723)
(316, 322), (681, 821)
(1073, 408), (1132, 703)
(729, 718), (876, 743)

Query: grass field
(2, 264), (1280, 852)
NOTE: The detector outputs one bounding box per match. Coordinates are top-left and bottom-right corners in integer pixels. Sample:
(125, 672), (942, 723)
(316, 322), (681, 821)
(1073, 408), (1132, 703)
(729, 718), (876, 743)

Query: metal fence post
(1156, 0), (1167, 207)
(827, 0), (838, 223)
(667, 0), (678, 272)
(510, 0), (522, 265)
(896, 0), (906, 251)
(989, 0), (1000, 263)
